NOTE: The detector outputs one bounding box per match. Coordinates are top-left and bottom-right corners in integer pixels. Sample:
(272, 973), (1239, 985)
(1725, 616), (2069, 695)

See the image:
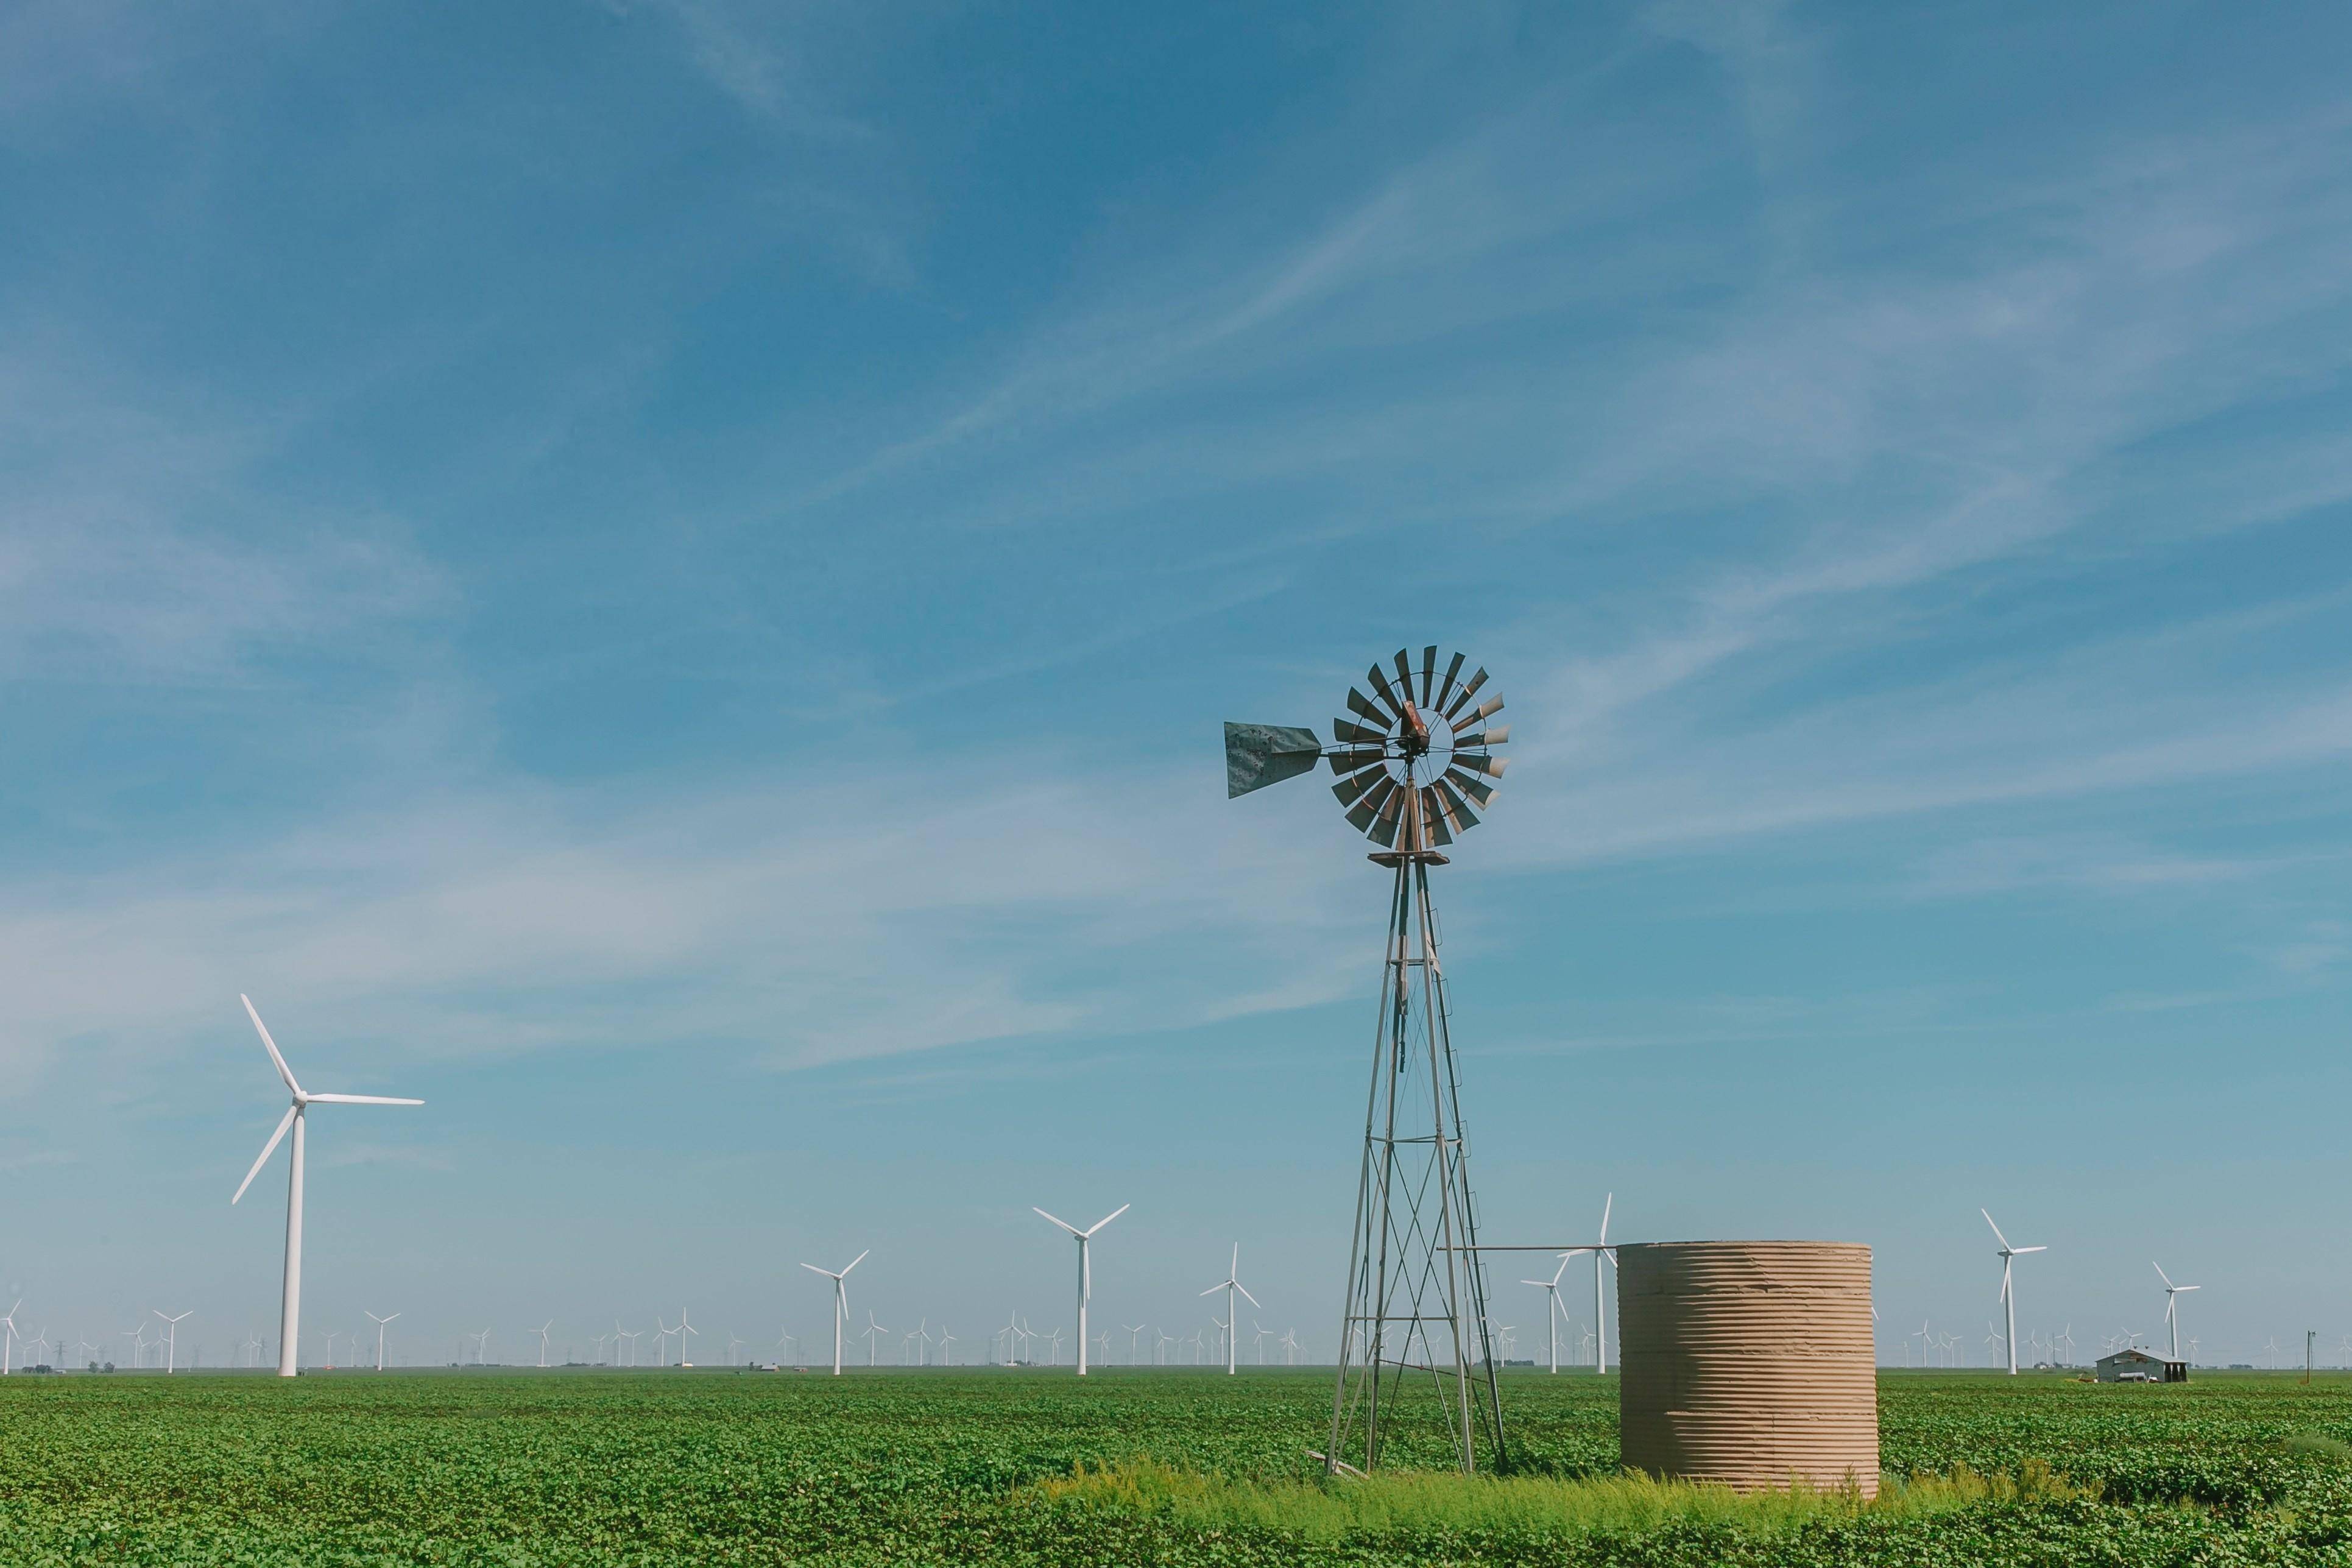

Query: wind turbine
(1121, 1323), (1145, 1365)
(1982, 1209), (2044, 1375)
(365, 1311), (399, 1371)
(677, 1309), (697, 1365)
(532, 1320), (554, 1368)
(860, 1311), (888, 1367)
(799, 1250), (867, 1376)
(1589, 1195), (1616, 1374)
(2153, 1263), (2199, 1360)
(154, 1309), (192, 1374)
(1522, 1254), (1573, 1373)
(1034, 1203), (1128, 1376)
(1198, 1245), (1260, 1375)
(938, 1327), (956, 1365)
(0, 1301), (18, 1375)
(725, 1331), (744, 1366)
(230, 995), (423, 1377)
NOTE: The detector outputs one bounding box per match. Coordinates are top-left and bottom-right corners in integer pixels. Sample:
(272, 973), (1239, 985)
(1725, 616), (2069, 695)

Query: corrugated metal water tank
(1617, 1241), (1879, 1497)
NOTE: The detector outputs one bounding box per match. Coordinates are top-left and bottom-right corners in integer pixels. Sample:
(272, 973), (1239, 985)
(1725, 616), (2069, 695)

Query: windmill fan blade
(232, 1105), (298, 1205)
(1332, 770), (1380, 808)
(1327, 747), (1385, 776)
(1434, 651), (1466, 713)
(1345, 688), (1395, 727)
(1435, 778), (1481, 828)
(1466, 693), (1505, 724)
(1332, 718), (1386, 746)
(1369, 790), (1404, 847)
(1451, 725), (1509, 749)
(1444, 667), (1489, 721)
(1420, 646), (1436, 705)
(1224, 724), (1325, 798)
(1445, 769), (1496, 807)
(1345, 775), (1399, 833)
(1421, 788), (1454, 846)
(1391, 649), (1415, 702)
(1455, 752), (1507, 779)
(1365, 663), (1402, 713)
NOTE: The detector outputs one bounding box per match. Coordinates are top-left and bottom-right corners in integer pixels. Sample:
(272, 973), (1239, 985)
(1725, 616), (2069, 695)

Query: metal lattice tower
(1224, 646), (1510, 1474)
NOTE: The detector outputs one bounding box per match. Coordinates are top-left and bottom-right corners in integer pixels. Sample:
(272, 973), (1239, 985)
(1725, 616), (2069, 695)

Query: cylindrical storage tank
(1618, 1241), (1877, 1497)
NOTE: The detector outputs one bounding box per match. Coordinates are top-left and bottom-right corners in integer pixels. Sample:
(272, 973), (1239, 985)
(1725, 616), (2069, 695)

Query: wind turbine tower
(365, 1311), (399, 1372)
(2153, 1264), (2199, 1360)
(1982, 1209), (2046, 1376)
(230, 995), (423, 1377)
(1225, 646), (1511, 1474)
(1198, 1246), (1260, 1376)
(1034, 1203), (1128, 1376)
(799, 1251), (867, 1376)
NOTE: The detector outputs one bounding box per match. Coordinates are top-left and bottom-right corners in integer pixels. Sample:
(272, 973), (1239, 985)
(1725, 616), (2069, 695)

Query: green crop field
(5, 1368), (2352, 1566)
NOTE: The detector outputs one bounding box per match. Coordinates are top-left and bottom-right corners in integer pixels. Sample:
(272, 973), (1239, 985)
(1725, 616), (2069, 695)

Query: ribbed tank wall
(1617, 1241), (1878, 1497)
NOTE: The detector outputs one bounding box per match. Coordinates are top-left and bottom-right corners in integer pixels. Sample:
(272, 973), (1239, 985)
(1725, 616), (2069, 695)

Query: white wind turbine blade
(840, 1250), (869, 1276)
(798, 1263), (840, 1280)
(1549, 1253), (1573, 1288)
(1598, 1193), (1612, 1246)
(1198, 1280), (1223, 1298)
(241, 995), (303, 1097)
(305, 1093), (425, 1106)
(2013, 1245), (2046, 1255)
(1083, 1203), (1130, 1237)
(1235, 1282), (1261, 1310)
(2174, 1284), (2200, 1293)
(1980, 1209), (2011, 1250)
(232, 1105), (298, 1204)
(1033, 1207), (1082, 1236)
(2153, 1262), (2174, 1290)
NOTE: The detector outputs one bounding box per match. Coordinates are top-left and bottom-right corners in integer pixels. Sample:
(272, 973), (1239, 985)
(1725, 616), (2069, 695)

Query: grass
(1030, 1454), (2092, 1539)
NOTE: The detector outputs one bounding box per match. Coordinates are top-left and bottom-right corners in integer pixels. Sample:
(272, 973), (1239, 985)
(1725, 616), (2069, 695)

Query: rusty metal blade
(1365, 663), (1402, 714)
(1392, 649), (1415, 702)
(1420, 646), (1437, 705)
(1436, 778), (1481, 828)
(1444, 666), (1489, 722)
(1421, 787), (1454, 846)
(1346, 687), (1394, 727)
(1446, 769), (1496, 807)
(1451, 724), (1509, 749)
(1333, 718), (1387, 746)
(1332, 768), (1382, 808)
(1434, 651), (1466, 713)
(1327, 747), (1385, 775)
(1453, 752), (1508, 779)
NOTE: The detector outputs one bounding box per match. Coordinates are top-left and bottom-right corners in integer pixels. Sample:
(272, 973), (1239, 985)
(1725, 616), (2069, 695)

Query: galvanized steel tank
(1617, 1241), (1878, 1497)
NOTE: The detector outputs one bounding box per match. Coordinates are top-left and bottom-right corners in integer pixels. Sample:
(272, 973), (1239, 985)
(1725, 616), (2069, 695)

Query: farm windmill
(1225, 646), (1510, 1475)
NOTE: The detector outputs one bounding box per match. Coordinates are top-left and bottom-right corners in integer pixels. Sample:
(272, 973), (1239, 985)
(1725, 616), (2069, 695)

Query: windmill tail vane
(1225, 646), (1511, 1477)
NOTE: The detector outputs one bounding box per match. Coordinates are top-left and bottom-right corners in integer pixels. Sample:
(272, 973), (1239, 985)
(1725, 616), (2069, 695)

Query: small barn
(2096, 1347), (2187, 1383)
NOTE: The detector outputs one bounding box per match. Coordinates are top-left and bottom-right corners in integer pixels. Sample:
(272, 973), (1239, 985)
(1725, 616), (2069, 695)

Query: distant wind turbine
(1198, 1246), (1259, 1375)
(2153, 1263), (2199, 1360)
(532, 1320), (554, 1368)
(1523, 1253), (1573, 1374)
(365, 1311), (400, 1371)
(154, 1309), (192, 1374)
(1034, 1203), (1128, 1376)
(799, 1251), (868, 1376)
(1982, 1209), (2045, 1376)
(230, 995), (423, 1378)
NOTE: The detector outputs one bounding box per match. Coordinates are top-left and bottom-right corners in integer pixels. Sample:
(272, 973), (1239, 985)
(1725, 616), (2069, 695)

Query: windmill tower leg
(1326, 835), (1505, 1475)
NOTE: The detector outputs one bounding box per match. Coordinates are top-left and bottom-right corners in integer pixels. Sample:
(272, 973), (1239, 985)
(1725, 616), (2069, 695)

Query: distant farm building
(2096, 1347), (2186, 1383)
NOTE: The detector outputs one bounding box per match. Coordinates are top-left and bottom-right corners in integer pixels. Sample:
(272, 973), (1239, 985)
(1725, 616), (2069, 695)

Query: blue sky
(5, 0), (2352, 1369)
